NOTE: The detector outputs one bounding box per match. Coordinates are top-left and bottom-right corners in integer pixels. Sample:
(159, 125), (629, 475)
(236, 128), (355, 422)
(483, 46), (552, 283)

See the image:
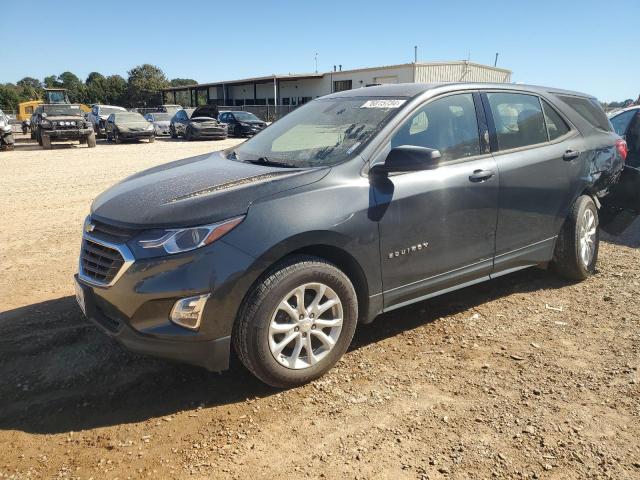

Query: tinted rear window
(557, 95), (612, 132)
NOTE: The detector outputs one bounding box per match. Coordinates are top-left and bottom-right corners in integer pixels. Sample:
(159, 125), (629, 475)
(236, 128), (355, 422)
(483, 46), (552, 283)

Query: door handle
(469, 169), (495, 183)
(563, 149), (580, 161)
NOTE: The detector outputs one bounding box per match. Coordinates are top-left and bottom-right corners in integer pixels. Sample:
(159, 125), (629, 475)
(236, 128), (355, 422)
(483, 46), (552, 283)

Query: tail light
(616, 138), (628, 162)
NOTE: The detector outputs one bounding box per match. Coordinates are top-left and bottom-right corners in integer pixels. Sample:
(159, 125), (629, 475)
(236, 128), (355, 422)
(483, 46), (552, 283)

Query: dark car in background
(609, 106), (640, 166)
(219, 110), (267, 137)
(105, 111), (155, 143)
(75, 83), (639, 388)
(170, 105), (227, 141)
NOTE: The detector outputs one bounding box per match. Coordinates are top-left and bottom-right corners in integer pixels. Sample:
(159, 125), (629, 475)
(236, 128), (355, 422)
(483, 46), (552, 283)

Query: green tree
(0, 84), (21, 111)
(127, 64), (168, 107)
(16, 76), (43, 102)
(58, 71), (87, 103)
(43, 75), (62, 88)
(104, 75), (128, 105)
(170, 78), (197, 87)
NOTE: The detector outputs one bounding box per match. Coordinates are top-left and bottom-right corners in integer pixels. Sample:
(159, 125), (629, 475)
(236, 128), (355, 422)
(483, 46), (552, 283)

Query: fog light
(170, 294), (210, 330)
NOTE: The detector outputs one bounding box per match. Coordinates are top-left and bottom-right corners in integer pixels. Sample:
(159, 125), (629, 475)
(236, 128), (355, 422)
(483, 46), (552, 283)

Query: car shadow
(601, 216), (640, 248)
(0, 267), (572, 435)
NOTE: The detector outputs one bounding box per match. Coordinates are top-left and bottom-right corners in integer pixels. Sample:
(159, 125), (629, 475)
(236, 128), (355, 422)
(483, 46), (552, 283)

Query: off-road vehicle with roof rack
(32, 103), (96, 149)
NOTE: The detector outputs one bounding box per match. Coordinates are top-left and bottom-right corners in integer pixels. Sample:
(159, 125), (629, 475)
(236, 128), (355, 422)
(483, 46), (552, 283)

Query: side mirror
(371, 145), (441, 174)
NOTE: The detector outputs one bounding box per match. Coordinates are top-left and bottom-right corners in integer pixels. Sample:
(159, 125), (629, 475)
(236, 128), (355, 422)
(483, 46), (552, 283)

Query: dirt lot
(1, 134), (639, 480)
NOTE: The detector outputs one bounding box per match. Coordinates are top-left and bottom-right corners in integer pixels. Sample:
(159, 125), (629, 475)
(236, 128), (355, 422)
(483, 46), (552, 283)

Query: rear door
(481, 91), (583, 273)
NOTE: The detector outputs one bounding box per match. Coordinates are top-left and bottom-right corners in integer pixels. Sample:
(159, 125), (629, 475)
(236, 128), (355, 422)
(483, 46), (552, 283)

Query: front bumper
(191, 128), (227, 139)
(43, 128), (92, 140)
(75, 235), (259, 372)
(76, 275), (231, 370)
(119, 130), (154, 139)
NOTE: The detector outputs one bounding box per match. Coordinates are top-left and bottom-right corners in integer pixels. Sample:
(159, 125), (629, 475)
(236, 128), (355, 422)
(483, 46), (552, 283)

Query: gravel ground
(1, 134), (639, 479)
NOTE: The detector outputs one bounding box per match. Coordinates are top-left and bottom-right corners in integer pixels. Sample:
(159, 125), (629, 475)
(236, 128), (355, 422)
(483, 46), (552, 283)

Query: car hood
(116, 121), (151, 129)
(91, 151), (329, 228)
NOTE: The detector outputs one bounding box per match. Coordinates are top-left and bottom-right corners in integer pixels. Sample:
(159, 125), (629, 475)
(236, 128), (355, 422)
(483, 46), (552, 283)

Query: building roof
(162, 72), (324, 92)
(161, 61), (512, 92)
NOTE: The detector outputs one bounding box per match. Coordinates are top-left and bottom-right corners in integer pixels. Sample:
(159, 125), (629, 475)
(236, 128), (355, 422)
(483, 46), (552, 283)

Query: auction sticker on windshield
(360, 99), (406, 109)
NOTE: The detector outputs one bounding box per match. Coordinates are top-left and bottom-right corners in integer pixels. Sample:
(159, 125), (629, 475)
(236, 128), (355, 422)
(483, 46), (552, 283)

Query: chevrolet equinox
(75, 83), (639, 388)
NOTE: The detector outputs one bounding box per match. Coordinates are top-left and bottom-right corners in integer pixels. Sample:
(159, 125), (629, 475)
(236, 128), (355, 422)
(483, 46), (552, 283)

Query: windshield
(43, 104), (83, 116)
(151, 113), (170, 121)
(100, 106), (124, 115)
(232, 97), (406, 168)
(113, 112), (146, 122)
(234, 112), (261, 122)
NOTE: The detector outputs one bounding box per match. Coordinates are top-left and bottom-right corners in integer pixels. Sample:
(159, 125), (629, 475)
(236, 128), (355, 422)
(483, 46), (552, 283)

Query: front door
(374, 92), (499, 310)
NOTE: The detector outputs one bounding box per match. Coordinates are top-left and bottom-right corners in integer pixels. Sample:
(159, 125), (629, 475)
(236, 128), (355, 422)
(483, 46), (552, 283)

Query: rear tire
(148, 135), (155, 143)
(86, 133), (96, 148)
(114, 130), (121, 144)
(552, 195), (599, 280)
(233, 255), (358, 389)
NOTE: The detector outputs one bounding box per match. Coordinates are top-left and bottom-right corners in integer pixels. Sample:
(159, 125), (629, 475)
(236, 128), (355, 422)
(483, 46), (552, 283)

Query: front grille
(80, 238), (125, 285)
(90, 219), (137, 241)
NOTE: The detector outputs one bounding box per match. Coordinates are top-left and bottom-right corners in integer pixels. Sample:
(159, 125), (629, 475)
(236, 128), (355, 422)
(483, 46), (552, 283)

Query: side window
(610, 110), (637, 137)
(487, 92), (547, 150)
(557, 95), (612, 132)
(391, 93), (481, 162)
(541, 100), (570, 141)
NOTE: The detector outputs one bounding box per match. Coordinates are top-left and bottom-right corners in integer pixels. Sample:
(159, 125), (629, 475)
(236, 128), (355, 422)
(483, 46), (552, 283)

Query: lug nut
(302, 333), (307, 338)
(294, 326), (299, 332)
(310, 313), (315, 318)
(311, 324), (316, 329)
(299, 314), (304, 320)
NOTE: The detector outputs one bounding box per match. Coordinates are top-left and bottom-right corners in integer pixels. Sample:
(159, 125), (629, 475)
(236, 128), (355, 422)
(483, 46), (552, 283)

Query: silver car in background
(145, 112), (172, 136)
(88, 105), (127, 137)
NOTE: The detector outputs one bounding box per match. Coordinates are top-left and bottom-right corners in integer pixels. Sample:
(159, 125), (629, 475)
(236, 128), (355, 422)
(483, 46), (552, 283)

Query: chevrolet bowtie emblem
(388, 242), (429, 259)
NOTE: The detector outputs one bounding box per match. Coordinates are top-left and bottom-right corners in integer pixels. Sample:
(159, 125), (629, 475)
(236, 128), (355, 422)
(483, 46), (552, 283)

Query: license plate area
(75, 279), (86, 315)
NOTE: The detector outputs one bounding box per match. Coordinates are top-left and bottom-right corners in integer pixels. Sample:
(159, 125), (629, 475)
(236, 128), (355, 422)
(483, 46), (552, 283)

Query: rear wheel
(86, 133), (96, 148)
(552, 195), (599, 280)
(41, 134), (51, 150)
(233, 256), (358, 388)
(114, 130), (122, 144)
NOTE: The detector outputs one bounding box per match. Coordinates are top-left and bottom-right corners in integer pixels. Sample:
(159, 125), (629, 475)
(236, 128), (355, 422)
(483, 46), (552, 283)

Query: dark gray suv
(75, 83), (639, 388)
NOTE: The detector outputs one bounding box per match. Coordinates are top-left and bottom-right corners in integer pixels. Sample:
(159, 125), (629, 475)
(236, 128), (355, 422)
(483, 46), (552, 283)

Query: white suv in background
(88, 105), (126, 137)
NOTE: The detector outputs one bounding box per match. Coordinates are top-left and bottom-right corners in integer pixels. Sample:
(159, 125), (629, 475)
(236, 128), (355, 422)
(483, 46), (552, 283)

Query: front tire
(184, 128), (193, 141)
(233, 256), (358, 388)
(148, 135), (155, 143)
(86, 133), (96, 148)
(552, 195), (599, 280)
(41, 134), (51, 150)
(114, 130), (121, 144)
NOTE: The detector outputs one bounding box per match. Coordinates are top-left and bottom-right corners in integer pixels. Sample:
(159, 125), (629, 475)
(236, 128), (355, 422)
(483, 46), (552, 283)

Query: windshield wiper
(245, 157), (299, 168)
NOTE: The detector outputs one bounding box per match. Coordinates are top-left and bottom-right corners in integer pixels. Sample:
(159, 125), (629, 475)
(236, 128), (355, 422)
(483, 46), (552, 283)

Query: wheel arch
(233, 235), (374, 329)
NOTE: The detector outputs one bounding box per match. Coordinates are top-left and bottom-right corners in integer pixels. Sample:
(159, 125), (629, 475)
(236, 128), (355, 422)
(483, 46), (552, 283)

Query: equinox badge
(388, 242), (429, 259)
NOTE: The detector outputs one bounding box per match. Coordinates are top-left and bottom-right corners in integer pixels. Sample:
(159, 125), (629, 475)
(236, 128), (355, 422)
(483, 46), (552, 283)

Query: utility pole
(414, 45), (417, 63)
(494, 52), (499, 67)
(314, 52), (318, 73)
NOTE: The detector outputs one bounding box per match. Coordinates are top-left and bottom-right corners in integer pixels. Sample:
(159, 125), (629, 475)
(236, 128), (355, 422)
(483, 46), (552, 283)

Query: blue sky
(1, 0), (637, 102)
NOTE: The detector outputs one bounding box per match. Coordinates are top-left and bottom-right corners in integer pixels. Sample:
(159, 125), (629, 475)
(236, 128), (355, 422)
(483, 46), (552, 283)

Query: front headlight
(146, 124), (154, 131)
(137, 216), (245, 255)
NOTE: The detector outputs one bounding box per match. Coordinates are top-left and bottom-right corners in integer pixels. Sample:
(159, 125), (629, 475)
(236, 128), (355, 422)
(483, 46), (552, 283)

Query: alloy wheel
(268, 283), (343, 369)
(579, 208), (596, 266)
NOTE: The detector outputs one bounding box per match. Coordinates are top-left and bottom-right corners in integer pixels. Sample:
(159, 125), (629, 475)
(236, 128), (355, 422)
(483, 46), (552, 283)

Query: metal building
(162, 61), (511, 112)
